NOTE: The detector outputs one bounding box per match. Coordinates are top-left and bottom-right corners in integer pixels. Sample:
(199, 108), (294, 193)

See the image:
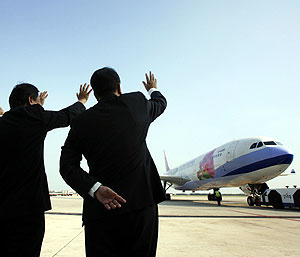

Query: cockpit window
(264, 141), (277, 146)
(257, 142), (263, 148)
(276, 141), (283, 145)
(250, 143), (257, 149)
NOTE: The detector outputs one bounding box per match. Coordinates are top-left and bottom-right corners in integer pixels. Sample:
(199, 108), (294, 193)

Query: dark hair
(90, 67), (120, 97)
(9, 83), (39, 108)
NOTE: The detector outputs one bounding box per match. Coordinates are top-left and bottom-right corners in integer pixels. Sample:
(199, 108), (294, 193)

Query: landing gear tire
(208, 194), (212, 201)
(254, 198), (261, 206)
(247, 196), (255, 206)
(246, 183), (269, 208)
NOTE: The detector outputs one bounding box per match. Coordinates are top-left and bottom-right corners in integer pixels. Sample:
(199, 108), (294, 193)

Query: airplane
(160, 136), (294, 206)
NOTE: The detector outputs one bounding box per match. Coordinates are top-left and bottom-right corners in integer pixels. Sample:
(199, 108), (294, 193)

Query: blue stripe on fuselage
(223, 154), (293, 177)
(215, 147), (293, 178)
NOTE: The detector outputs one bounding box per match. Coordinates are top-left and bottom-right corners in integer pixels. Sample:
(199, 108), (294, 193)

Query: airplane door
(226, 141), (238, 162)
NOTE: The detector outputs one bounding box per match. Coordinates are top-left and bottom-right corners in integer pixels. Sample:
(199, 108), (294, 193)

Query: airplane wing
(160, 175), (191, 186)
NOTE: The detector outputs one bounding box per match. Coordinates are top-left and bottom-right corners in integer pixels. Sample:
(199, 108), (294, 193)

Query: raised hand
(0, 107), (4, 115)
(39, 91), (48, 106)
(77, 83), (93, 105)
(143, 71), (157, 92)
(95, 185), (126, 211)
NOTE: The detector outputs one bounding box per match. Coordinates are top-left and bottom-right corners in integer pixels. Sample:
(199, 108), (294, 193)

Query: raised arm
(42, 84), (92, 131)
(77, 83), (93, 105)
(143, 71), (157, 92)
(143, 71), (167, 122)
(39, 91), (48, 106)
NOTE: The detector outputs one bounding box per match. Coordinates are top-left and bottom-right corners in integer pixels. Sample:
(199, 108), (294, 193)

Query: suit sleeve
(43, 102), (86, 131)
(60, 126), (98, 198)
(147, 91), (167, 122)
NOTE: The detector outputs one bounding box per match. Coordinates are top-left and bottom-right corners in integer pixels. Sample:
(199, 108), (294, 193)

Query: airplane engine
(239, 184), (252, 195)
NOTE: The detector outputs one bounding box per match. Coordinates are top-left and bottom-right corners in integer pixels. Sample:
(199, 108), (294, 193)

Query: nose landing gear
(246, 183), (269, 206)
(247, 195), (261, 206)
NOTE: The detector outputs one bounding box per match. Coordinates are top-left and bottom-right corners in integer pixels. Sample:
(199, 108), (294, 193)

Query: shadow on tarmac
(159, 198), (300, 215)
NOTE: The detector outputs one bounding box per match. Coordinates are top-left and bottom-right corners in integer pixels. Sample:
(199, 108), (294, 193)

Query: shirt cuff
(88, 182), (102, 198)
(148, 88), (159, 97)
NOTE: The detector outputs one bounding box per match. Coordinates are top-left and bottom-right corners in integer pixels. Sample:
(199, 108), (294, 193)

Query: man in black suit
(60, 67), (167, 257)
(0, 83), (92, 257)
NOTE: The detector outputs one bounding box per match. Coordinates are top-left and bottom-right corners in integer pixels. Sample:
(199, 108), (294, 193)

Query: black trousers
(1, 213), (45, 257)
(85, 204), (159, 257)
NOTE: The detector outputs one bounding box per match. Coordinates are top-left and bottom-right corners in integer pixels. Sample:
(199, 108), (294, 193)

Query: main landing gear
(246, 183), (269, 206)
(208, 188), (222, 204)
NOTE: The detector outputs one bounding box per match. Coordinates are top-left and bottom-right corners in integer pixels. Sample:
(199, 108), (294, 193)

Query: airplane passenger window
(257, 142), (263, 148)
(264, 141), (277, 146)
(250, 143), (257, 149)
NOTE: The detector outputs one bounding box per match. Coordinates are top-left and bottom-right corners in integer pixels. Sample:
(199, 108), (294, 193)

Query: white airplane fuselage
(161, 137), (293, 191)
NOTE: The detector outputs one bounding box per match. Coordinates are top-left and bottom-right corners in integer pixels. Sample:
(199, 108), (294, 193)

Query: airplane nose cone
(271, 147), (294, 165)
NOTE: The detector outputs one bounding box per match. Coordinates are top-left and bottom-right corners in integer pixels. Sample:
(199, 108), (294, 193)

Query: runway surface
(42, 195), (300, 257)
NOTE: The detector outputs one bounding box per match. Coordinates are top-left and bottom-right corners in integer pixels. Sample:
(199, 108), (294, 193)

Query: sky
(0, 0), (299, 193)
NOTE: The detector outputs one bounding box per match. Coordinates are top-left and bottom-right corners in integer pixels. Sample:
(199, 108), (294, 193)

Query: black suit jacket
(0, 102), (85, 218)
(60, 91), (167, 222)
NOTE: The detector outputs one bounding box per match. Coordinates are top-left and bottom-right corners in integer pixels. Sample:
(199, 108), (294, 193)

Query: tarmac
(42, 195), (300, 257)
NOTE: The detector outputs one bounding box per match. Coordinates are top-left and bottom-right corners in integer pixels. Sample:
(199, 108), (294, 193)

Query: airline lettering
(212, 148), (225, 159)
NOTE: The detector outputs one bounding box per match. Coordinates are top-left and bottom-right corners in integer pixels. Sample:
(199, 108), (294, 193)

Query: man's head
(90, 67), (121, 99)
(9, 83), (41, 109)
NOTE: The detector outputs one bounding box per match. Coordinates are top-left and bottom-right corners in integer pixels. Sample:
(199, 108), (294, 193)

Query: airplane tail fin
(164, 150), (171, 172)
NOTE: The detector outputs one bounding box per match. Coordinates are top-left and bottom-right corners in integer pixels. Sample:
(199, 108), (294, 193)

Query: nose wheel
(247, 195), (261, 206)
(246, 183), (268, 206)
(247, 196), (254, 206)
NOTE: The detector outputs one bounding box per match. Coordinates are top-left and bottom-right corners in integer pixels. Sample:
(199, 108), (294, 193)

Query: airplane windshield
(250, 140), (279, 149)
(257, 142), (263, 148)
(263, 141), (277, 146)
